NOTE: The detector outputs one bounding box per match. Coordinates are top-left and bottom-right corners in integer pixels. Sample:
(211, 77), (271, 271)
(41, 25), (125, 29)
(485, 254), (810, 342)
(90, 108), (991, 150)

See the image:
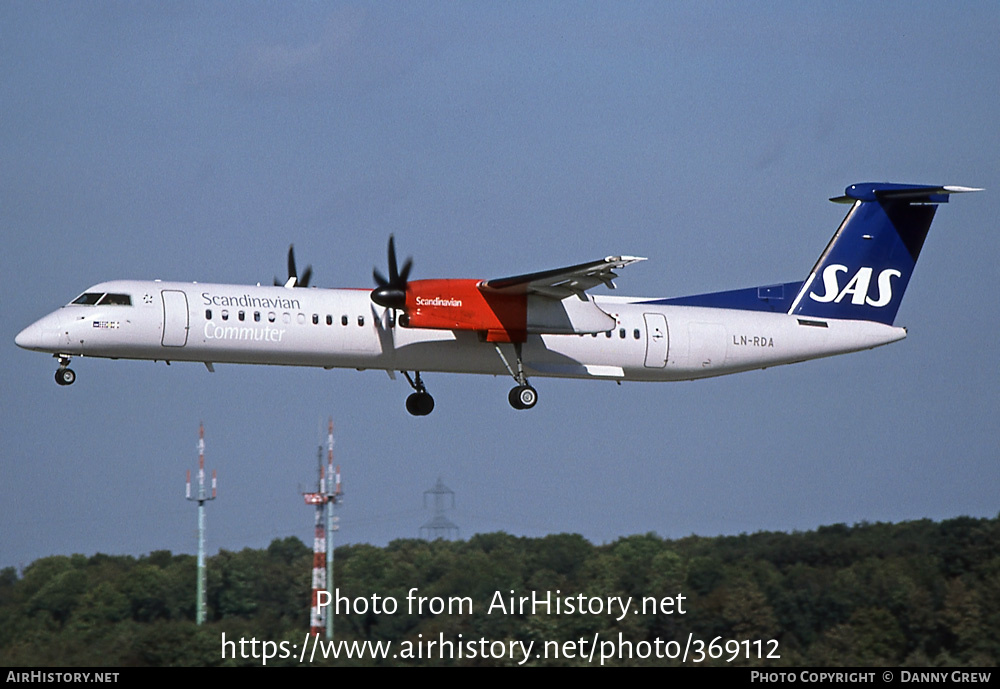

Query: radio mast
(185, 422), (216, 625)
(303, 418), (342, 638)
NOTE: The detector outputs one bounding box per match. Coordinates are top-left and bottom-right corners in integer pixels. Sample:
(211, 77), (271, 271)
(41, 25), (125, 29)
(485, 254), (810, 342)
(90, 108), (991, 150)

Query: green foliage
(0, 518), (997, 666)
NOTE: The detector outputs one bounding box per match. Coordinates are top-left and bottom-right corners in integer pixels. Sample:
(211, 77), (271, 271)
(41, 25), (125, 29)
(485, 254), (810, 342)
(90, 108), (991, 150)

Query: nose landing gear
(54, 356), (76, 386)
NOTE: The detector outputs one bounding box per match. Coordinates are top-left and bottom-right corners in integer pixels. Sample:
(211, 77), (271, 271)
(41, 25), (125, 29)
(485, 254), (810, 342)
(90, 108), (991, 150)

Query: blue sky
(2, 2), (998, 570)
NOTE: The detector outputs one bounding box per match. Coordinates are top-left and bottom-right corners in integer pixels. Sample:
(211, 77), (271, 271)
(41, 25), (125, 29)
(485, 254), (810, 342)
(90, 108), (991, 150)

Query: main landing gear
(495, 343), (538, 410)
(402, 371), (434, 416)
(508, 383), (538, 410)
(399, 342), (540, 415)
(54, 356), (76, 386)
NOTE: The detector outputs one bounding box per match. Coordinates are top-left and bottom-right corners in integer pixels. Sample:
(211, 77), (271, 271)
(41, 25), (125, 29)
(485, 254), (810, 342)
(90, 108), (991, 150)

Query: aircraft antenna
(420, 477), (458, 540)
(185, 422), (217, 626)
(303, 417), (342, 639)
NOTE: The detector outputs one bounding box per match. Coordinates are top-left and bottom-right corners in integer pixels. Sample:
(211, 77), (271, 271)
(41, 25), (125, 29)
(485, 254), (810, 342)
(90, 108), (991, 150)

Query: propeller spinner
(274, 245), (312, 288)
(371, 235), (412, 310)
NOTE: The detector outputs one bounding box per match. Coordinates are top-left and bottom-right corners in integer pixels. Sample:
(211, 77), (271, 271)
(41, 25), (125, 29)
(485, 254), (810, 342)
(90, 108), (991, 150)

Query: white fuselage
(15, 279), (907, 383)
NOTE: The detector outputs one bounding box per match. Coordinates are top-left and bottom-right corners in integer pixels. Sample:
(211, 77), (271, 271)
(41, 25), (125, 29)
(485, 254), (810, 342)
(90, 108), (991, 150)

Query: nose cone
(15, 314), (62, 352)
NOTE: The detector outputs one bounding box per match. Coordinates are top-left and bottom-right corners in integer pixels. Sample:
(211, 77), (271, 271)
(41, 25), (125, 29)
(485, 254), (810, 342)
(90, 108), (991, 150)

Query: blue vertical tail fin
(789, 183), (980, 324)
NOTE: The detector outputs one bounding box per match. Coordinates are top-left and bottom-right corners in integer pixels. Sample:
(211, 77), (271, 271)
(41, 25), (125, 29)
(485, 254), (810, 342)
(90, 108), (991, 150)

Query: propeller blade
(273, 244), (313, 288)
(388, 235), (399, 284)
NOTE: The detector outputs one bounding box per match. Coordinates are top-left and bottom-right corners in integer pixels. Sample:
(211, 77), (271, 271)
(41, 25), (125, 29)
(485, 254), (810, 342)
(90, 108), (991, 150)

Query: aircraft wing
(479, 256), (646, 300)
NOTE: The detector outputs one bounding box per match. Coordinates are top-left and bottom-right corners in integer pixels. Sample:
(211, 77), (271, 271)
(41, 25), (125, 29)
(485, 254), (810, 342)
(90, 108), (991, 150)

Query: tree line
(1, 515), (997, 666)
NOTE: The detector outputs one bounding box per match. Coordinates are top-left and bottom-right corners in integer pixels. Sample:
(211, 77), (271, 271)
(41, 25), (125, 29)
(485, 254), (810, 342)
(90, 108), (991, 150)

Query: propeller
(371, 235), (412, 310)
(274, 245), (313, 288)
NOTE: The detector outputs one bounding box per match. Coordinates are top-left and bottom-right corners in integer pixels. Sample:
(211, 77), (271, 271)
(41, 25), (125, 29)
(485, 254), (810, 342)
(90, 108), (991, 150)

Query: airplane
(15, 182), (979, 416)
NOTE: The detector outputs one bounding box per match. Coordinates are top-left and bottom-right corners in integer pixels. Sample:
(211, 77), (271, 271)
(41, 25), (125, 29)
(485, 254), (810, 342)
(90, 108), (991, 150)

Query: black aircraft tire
(509, 385), (537, 410)
(406, 392), (434, 416)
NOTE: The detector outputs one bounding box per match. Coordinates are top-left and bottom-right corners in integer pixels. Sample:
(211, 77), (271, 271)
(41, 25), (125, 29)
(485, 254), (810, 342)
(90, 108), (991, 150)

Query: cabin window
(254, 311), (261, 322)
(619, 328), (625, 339)
(71, 292), (104, 306)
(341, 315), (348, 326)
(205, 309), (212, 320)
(268, 312), (276, 323)
(357, 315), (365, 326)
(296, 313), (305, 325)
(606, 331), (612, 338)
(238, 311), (245, 322)
(633, 329), (640, 340)
(221, 309), (229, 321)
(312, 314), (319, 325)
(282, 312), (290, 324)
(326, 315), (332, 326)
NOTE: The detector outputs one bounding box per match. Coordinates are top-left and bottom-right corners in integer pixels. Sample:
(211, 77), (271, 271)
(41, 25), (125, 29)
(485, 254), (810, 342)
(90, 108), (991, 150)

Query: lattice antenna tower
(303, 417), (342, 638)
(420, 476), (458, 540)
(185, 422), (217, 625)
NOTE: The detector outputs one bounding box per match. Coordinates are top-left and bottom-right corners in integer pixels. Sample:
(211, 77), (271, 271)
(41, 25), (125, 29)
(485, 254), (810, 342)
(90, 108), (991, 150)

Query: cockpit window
(99, 293), (132, 306)
(71, 292), (132, 306)
(71, 293), (104, 305)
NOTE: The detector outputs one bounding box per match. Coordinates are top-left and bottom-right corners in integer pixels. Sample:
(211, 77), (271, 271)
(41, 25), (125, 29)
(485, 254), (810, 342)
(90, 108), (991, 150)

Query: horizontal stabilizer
(830, 183), (983, 204)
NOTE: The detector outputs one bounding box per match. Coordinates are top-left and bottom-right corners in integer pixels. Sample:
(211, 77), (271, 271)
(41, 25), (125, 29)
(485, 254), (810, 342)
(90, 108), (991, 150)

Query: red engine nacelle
(404, 279), (527, 342)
